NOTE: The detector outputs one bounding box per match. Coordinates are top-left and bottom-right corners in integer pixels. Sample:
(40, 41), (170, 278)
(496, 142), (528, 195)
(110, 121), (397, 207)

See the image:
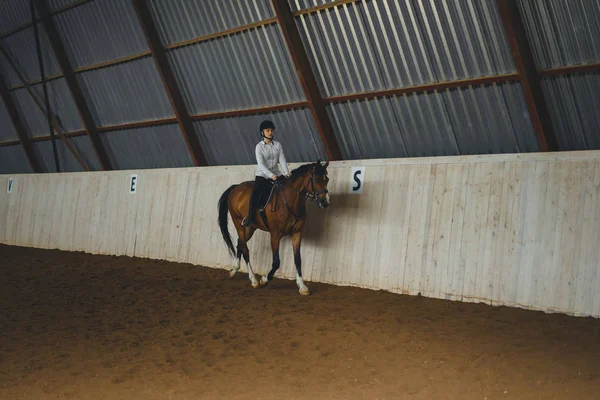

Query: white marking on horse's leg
(260, 275), (269, 286)
(296, 274), (309, 295)
(247, 261), (259, 288)
(229, 257), (241, 278)
(326, 192), (330, 205)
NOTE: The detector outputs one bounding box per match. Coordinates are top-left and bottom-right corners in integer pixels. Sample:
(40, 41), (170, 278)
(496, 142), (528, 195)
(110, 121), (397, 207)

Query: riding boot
(243, 176), (269, 227)
(242, 189), (260, 227)
(242, 203), (256, 227)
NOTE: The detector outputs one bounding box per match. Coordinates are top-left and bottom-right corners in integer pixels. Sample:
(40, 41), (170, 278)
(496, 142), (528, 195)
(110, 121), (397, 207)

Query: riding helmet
(259, 120), (275, 134)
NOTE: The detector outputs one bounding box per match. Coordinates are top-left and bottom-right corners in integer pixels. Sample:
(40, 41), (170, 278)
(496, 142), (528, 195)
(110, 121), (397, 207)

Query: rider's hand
(271, 175), (277, 181)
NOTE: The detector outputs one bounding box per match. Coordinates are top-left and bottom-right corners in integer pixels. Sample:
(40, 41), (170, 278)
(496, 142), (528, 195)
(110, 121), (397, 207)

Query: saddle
(258, 181), (283, 230)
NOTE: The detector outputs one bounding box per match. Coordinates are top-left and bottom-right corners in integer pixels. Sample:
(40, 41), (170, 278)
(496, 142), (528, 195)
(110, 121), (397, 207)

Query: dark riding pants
(246, 176), (272, 223)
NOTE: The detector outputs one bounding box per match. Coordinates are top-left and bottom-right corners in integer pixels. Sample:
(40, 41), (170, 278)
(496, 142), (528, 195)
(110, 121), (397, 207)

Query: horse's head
(307, 160), (330, 208)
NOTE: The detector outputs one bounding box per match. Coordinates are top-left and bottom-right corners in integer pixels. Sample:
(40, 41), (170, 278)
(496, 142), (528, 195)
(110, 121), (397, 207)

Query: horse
(217, 160), (330, 295)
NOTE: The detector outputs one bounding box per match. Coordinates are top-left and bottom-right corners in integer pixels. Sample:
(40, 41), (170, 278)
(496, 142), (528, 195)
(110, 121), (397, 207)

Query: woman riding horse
(242, 120), (290, 227)
(218, 159), (330, 295)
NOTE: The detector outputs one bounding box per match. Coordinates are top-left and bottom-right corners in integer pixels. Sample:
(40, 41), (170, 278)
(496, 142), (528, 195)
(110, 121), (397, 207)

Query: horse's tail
(218, 184), (237, 257)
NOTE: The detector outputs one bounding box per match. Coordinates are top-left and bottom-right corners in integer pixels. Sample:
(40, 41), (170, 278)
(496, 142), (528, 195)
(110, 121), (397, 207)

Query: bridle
(267, 168), (329, 231)
(305, 168), (329, 202)
(273, 168), (328, 203)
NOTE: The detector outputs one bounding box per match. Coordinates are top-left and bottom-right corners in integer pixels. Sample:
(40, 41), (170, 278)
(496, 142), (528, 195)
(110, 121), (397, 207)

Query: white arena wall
(1, 151), (599, 318)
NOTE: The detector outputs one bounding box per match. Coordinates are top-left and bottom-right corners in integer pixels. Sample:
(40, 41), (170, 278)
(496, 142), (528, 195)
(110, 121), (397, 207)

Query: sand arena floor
(1, 244), (599, 399)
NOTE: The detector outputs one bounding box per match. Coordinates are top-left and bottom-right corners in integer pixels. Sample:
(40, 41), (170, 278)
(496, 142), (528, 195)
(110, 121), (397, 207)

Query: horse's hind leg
(228, 239), (244, 279)
(241, 241), (259, 288)
(233, 225), (259, 288)
(260, 234), (282, 287)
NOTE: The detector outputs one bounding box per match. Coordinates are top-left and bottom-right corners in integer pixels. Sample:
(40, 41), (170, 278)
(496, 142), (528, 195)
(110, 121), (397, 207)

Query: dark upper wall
(0, 0), (598, 174)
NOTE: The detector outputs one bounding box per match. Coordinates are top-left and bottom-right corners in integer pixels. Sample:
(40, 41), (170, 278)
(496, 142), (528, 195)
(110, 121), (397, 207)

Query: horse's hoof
(260, 276), (269, 287)
(228, 270), (237, 279)
(251, 281), (260, 289)
(299, 287), (310, 296)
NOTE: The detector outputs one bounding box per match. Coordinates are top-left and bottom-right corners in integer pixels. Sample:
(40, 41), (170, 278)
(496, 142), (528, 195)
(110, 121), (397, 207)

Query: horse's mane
(290, 161), (328, 182)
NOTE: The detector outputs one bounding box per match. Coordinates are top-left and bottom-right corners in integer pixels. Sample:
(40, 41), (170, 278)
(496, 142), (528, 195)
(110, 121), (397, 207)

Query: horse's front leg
(260, 234), (282, 287)
(292, 230), (309, 295)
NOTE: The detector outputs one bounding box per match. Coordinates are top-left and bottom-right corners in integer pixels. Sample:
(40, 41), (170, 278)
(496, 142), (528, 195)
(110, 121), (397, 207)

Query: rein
(270, 170), (328, 231)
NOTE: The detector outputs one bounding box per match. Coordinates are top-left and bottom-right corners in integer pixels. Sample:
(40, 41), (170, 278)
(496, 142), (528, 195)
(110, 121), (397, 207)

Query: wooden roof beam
(496, 0), (559, 152)
(271, 0), (343, 161)
(132, 0), (208, 166)
(0, 72), (43, 172)
(33, 0), (113, 170)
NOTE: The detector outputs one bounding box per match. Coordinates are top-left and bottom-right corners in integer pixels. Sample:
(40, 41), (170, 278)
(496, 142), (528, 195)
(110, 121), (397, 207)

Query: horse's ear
(322, 160), (329, 168)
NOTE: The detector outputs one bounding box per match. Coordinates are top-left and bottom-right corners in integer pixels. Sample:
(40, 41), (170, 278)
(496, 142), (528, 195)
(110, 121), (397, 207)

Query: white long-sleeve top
(255, 140), (290, 179)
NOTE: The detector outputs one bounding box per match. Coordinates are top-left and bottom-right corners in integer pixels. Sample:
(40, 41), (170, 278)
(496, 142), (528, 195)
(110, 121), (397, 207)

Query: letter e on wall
(130, 174), (138, 194)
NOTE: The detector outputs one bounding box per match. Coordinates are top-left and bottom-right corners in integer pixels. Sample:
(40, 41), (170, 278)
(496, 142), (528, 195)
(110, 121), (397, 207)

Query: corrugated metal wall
(54, 0), (150, 68)
(295, 0), (535, 159)
(541, 73), (600, 151)
(518, 0), (600, 152)
(518, 0), (600, 69)
(0, 0), (599, 174)
(48, 0), (85, 11)
(440, 82), (538, 154)
(148, 0), (274, 46)
(194, 109), (326, 166)
(167, 24), (305, 114)
(0, 25), (60, 86)
(33, 138), (85, 172)
(296, 0), (515, 97)
(100, 125), (194, 170)
(0, 99), (18, 142)
(11, 79), (82, 136)
(0, 0), (33, 37)
(289, 1), (338, 12)
(0, 2), (93, 174)
(329, 82), (538, 160)
(78, 57), (174, 126)
(66, 134), (102, 171)
(0, 144), (32, 174)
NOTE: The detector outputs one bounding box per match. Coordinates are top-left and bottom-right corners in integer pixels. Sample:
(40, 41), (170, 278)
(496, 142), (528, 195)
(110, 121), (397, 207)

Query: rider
(242, 120), (290, 227)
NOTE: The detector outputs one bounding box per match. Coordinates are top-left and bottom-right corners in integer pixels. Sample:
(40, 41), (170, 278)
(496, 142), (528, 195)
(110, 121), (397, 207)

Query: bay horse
(217, 160), (330, 295)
